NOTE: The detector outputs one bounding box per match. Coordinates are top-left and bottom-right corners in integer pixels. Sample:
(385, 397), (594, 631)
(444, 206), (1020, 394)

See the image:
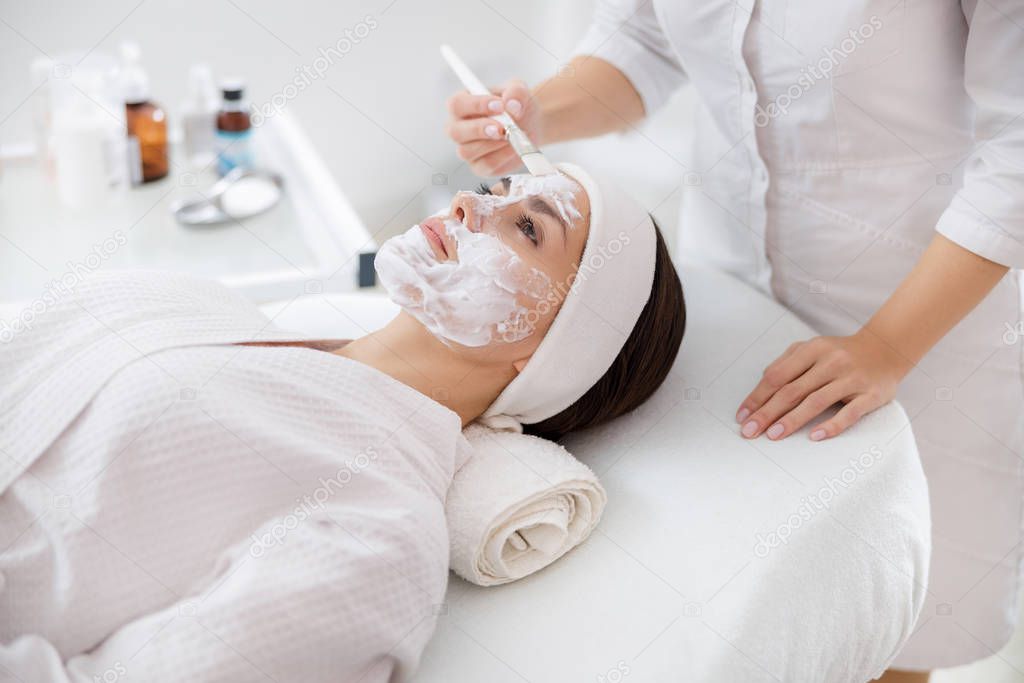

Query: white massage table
(262, 263), (931, 683)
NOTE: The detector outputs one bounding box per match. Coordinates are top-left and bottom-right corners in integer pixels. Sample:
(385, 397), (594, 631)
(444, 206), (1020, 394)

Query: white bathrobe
(0, 271), (470, 682)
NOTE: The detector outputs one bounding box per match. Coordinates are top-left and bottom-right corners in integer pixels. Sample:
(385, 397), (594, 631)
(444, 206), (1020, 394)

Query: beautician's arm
(446, 56), (644, 176)
(735, 234), (1009, 441)
(533, 55), (646, 144)
(448, 0), (688, 175)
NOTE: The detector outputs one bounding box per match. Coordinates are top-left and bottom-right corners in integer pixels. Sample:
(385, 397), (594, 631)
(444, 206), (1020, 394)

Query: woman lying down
(0, 163), (685, 681)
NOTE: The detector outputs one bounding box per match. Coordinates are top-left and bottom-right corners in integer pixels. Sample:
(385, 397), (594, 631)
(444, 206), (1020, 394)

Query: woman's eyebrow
(526, 196), (568, 247)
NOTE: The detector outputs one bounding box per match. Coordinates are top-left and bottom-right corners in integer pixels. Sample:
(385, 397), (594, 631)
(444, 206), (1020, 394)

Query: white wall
(0, 0), (693, 246)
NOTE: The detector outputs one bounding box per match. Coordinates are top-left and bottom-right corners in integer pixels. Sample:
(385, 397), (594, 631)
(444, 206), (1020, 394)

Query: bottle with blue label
(215, 79), (252, 176)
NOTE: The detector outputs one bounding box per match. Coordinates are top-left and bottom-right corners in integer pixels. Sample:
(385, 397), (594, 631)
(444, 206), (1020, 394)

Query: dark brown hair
(524, 218), (685, 441)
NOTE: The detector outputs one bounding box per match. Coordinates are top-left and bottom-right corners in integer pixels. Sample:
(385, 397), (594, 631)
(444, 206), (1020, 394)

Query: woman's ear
(512, 357), (530, 374)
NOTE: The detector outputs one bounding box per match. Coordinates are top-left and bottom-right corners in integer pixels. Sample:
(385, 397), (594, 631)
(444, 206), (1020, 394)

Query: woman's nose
(451, 192), (482, 232)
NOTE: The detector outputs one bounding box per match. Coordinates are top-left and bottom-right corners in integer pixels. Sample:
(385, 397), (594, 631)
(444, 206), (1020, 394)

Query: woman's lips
(419, 218), (452, 260)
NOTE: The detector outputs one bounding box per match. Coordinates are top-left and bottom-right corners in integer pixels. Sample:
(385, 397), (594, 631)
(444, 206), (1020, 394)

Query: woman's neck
(334, 312), (517, 426)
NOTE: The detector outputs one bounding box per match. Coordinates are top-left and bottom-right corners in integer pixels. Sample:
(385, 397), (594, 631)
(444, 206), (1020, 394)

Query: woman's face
(374, 172), (590, 361)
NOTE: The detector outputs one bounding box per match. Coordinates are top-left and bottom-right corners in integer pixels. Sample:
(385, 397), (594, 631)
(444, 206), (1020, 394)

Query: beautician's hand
(445, 78), (544, 176)
(735, 331), (912, 442)
(736, 235), (1009, 443)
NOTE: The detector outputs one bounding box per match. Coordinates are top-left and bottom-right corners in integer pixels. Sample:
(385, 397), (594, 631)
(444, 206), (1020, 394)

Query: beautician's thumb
(498, 79), (530, 120)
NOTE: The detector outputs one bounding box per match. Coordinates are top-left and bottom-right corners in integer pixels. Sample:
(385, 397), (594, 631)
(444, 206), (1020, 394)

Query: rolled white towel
(447, 423), (606, 586)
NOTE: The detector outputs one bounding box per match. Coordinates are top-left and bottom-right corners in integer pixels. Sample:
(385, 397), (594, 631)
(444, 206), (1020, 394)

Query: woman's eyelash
(515, 213), (538, 245)
(472, 182), (536, 245)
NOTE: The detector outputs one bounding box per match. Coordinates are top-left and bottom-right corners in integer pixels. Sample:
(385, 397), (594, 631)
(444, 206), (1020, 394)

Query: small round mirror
(170, 169), (285, 225)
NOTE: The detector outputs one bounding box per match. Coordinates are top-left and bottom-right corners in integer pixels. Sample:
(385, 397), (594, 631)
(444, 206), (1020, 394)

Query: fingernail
(506, 99), (522, 117)
(766, 423), (785, 440)
(736, 407), (750, 423)
(487, 99), (503, 113)
(810, 428), (827, 441)
(484, 124), (500, 139)
(741, 420), (758, 438)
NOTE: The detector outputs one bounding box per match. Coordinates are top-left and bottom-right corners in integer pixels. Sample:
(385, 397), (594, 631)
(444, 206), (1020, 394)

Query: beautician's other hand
(445, 78), (543, 176)
(735, 331), (913, 442)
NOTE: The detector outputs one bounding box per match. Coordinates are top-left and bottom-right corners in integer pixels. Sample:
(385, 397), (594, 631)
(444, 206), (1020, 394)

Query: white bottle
(29, 56), (55, 175)
(181, 64), (219, 169)
(52, 74), (128, 210)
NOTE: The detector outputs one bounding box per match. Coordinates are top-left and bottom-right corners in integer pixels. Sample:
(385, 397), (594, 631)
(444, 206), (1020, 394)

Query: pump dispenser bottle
(181, 64), (218, 169)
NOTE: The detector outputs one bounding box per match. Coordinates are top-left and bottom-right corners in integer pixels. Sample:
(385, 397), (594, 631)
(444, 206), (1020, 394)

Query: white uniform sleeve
(934, 0), (1024, 267)
(0, 516), (445, 683)
(572, 0), (687, 115)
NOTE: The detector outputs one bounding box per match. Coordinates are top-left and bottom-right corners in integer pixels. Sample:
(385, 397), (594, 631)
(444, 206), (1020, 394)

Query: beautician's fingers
(496, 78), (544, 144)
(455, 139), (510, 165)
(807, 395), (876, 441)
(735, 340), (818, 423)
(736, 332), (908, 441)
(738, 364), (835, 439)
(472, 144), (522, 177)
(446, 117), (506, 144)
(446, 91), (505, 120)
(444, 78), (544, 168)
(759, 380), (854, 440)
(497, 78), (531, 120)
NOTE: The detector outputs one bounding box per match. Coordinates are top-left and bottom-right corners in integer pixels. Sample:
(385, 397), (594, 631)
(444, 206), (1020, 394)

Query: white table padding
(261, 263), (931, 683)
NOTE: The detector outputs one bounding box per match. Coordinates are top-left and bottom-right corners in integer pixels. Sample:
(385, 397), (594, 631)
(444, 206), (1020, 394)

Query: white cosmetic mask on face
(374, 216), (552, 347)
(374, 172), (584, 347)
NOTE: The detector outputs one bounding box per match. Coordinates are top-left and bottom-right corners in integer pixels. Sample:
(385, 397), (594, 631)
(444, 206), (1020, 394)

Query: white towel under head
(477, 162), (657, 432)
(447, 424), (606, 586)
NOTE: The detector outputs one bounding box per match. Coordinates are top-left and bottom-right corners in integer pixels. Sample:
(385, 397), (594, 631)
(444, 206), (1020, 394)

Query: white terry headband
(477, 162), (657, 433)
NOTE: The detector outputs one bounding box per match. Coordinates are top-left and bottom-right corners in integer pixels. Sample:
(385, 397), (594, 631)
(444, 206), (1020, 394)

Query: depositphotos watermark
(251, 14), (379, 127)
(595, 660), (631, 683)
(0, 230), (128, 344)
(753, 444), (883, 558)
(499, 229), (632, 343)
(249, 445), (379, 557)
(754, 15), (883, 127)
(90, 661), (127, 683)
(1003, 322), (1024, 345)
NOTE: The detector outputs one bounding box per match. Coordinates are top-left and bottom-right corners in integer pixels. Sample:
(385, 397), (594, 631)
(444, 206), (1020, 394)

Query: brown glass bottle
(126, 101), (168, 182)
(216, 104), (250, 134)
